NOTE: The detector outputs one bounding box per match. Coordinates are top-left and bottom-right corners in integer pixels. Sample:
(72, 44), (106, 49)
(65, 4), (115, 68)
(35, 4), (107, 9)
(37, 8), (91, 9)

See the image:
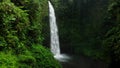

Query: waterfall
(48, 1), (70, 62)
(48, 1), (60, 56)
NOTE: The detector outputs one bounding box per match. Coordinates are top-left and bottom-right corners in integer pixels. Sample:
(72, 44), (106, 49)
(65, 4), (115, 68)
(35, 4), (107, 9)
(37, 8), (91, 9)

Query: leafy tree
(103, 0), (120, 67)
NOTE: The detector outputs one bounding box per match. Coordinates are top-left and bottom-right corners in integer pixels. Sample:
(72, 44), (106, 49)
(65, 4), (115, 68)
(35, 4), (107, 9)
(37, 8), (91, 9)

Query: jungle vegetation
(0, 0), (120, 68)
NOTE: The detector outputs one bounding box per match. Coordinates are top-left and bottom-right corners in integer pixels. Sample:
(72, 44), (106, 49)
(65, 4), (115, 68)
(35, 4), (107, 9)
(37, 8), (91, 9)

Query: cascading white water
(48, 1), (70, 62)
(48, 1), (60, 56)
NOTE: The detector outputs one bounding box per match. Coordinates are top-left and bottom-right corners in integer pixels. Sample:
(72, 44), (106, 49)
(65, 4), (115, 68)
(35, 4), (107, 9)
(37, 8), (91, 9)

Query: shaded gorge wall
(45, 0), (109, 59)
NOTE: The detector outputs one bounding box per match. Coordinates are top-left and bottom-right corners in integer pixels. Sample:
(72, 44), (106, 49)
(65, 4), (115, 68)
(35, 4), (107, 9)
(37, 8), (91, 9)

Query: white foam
(54, 54), (71, 62)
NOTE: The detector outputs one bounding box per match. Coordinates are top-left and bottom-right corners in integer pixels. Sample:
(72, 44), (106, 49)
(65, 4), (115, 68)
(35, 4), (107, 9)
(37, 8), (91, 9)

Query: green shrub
(0, 51), (18, 68)
(18, 52), (36, 68)
(30, 44), (61, 68)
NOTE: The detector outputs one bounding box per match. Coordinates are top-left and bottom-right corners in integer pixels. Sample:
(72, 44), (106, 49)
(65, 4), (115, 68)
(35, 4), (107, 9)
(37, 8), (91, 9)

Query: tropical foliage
(0, 0), (61, 68)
